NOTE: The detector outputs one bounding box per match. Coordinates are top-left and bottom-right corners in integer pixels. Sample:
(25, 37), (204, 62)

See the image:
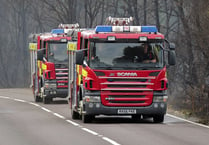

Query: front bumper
(45, 88), (68, 98)
(83, 102), (167, 116)
(83, 90), (167, 116)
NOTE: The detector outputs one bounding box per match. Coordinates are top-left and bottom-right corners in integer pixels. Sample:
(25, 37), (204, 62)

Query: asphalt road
(0, 88), (209, 145)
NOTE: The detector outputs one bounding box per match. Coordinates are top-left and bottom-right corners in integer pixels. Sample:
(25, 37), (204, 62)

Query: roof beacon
(95, 26), (158, 33)
(106, 16), (133, 26)
(58, 23), (79, 29)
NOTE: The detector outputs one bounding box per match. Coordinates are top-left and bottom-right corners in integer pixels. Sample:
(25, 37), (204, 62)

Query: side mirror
(169, 43), (175, 50)
(37, 49), (45, 61)
(168, 50), (176, 65)
(76, 50), (85, 65)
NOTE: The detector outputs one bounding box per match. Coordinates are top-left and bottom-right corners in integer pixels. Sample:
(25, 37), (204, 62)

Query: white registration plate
(117, 109), (136, 114)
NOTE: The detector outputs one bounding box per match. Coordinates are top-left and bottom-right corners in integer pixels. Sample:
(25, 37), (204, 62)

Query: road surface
(0, 88), (209, 145)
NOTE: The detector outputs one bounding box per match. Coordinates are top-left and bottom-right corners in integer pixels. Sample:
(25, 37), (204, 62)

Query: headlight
(44, 83), (57, 89)
(83, 96), (101, 103)
(153, 96), (168, 102)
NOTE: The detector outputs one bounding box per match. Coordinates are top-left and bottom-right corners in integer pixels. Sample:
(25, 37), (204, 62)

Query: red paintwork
(81, 67), (167, 107)
(43, 62), (56, 79)
(81, 30), (164, 40)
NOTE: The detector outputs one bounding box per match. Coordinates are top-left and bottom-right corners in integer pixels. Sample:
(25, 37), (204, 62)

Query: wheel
(34, 95), (42, 102)
(40, 86), (52, 104)
(71, 109), (80, 120)
(33, 75), (42, 102)
(43, 97), (51, 104)
(153, 114), (164, 123)
(82, 114), (94, 123)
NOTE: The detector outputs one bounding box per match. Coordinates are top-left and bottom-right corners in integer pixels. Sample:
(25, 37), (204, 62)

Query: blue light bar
(141, 26), (158, 33)
(95, 26), (112, 33)
(51, 29), (64, 34)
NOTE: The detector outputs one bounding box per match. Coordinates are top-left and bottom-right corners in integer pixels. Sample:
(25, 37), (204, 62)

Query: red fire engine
(67, 17), (176, 123)
(29, 24), (79, 104)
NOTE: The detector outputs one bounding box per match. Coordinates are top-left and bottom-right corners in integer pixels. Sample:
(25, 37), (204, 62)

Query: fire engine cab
(67, 17), (176, 123)
(29, 24), (79, 104)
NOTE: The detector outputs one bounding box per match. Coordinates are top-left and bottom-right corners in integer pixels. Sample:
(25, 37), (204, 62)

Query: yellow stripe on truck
(82, 68), (88, 77)
(42, 63), (47, 70)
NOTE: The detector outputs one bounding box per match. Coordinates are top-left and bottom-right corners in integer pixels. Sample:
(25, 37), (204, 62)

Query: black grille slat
(110, 90), (144, 93)
(109, 101), (145, 103)
(108, 95), (146, 98)
(107, 85), (146, 88)
(107, 79), (147, 82)
(55, 63), (68, 69)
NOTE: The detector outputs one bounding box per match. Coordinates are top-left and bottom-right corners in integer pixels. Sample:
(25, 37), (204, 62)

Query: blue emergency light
(51, 29), (65, 34)
(95, 26), (112, 33)
(141, 26), (158, 33)
(95, 25), (158, 33)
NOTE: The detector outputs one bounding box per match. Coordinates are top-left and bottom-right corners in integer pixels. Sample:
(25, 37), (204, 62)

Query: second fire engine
(29, 24), (79, 104)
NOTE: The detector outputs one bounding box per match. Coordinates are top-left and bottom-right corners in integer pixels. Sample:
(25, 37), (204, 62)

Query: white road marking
(66, 120), (79, 126)
(53, 113), (65, 119)
(29, 102), (40, 107)
(0, 95), (122, 145)
(0, 96), (10, 99)
(167, 114), (209, 129)
(82, 128), (98, 136)
(2, 95), (209, 144)
(14, 99), (26, 103)
(41, 107), (51, 113)
(102, 137), (121, 145)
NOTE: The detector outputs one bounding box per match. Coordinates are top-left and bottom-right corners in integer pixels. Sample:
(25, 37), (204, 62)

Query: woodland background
(0, 0), (208, 122)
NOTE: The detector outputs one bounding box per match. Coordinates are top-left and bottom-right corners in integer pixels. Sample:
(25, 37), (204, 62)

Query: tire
(82, 114), (94, 123)
(33, 75), (42, 102)
(43, 97), (51, 104)
(153, 114), (164, 123)
(71, 109), (80, 120)
(34, 95), (42, 102)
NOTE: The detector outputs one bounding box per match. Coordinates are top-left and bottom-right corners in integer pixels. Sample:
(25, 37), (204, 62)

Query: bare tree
(143, 0), (147, 25)
(154, 0), (160, 31)
(84, 0), (103, 27)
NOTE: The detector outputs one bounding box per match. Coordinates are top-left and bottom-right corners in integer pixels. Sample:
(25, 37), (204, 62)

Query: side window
(90, 42), (95, 59)
(163, 42), (169, 65)
(80, 37), (83, 50)
(41, 40), (46, 57)
(84, 39), (88, 49)
(84, 39), (88, 57)
(153, 44), (160, 62)
(81, 38), (88, 61)
(43, 41), (47, 56)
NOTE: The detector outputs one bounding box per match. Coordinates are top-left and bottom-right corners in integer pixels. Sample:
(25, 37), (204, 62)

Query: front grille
(110, 90), (144, 93)
(109, 100), (145, 104)
(55, 63), (68, 69)
(107, 85), (146, 88)
(107, 78), (147, 82)
(55, 63), (68, 89)
(99, 76), (155, 107)
(108, 95), (146, 98)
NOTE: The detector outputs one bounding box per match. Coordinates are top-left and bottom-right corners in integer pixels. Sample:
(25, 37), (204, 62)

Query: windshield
(48, 43), (67, 62)
(89, 41), (164, 70)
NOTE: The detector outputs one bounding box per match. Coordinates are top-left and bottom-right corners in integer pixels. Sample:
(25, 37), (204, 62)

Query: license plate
(117, 109), (136, 114)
